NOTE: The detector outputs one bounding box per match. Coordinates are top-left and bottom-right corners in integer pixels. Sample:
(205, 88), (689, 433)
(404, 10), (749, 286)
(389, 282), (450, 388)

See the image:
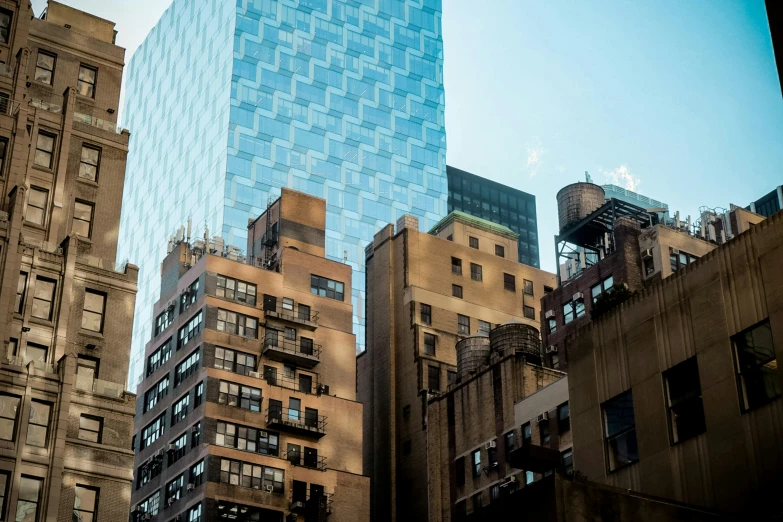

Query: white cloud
(525, 139), (545, 178)
(601, 165), (641, 192)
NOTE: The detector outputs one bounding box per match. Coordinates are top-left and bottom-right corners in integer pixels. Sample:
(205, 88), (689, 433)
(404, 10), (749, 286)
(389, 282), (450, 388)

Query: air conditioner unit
(291, 501), (305, 509)
(264, 485), (274, 493)
(144, 514), (151, 521)
(166, 299), (176, 311)
(671, 248), (680, 255)
(545, 346), (558, 354)
(248, 371), (261, 379)
(485, 440), (496, 449)
(642, 248), (653, 258)
(155, 449), (165, 459)
(186, 483), (195, 492)
(537, 412), (549, 422)
(544, 309), (555, 319)
(572, 292), (584, 302)
(167, 497), (176, 507)
(167, 443), (177, 452)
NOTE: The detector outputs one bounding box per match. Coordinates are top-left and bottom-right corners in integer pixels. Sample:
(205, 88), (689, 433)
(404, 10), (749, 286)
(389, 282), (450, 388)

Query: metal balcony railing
(266, 407), (326, 438)
(263, 333), (321, 368)
(262, 371), (325, 395)
(290, 492), (333, 516)
(286, 451), (327, 471)
(264, 302), (319, 326)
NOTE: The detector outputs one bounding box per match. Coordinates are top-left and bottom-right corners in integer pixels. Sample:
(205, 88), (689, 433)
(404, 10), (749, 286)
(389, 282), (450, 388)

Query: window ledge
(33, 82), (54, 91)
(75, 235), (92, 244)
(78, 329), (103, 340)
(23, 221), (47, 232)
(76, 177), (99, 188)
(28, 317), (54, 328)
(31, 165), (55, 175)
(75, 94), (95, 104)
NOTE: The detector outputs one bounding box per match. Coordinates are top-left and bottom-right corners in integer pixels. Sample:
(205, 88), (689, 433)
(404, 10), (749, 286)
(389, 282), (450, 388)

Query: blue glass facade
(119, 0), (447, 387)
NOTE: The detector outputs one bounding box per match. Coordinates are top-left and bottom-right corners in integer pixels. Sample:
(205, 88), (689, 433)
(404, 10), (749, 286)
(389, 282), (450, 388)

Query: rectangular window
(175, 348), (200, 386)
(35, 50), (56, 85)
(218, 381), (261, 412)
(298, 374), (312, 394)
(171, 393), (189, 425)
(0, 472), (9, 521)
(562, 449), (574, 475)
(284, 327), (296, 340)
(139, 490), (159, 517)
(451, 257), (462, 275)
(15, 272), (27, 314)
(144, 375), (169, 413)
(523, 279), (534, 296)
(72, 200), (94, 238)
(190, 422), (201, 448)
(0, 394), (20, 441)
(505, 430), (516, 454)
(469, 236), (479, 249)
(31, 276), (56, 320)
(420, 303), (431, 324)
(455, 456), (465, 487)
(427, 365), (440, 391)
(478, 320), (491, 335)
(26, 400), (51, 447)
(259, 429), (279, 456)
(423, 333), (436, 355)
(495, 245), (505, 257)
(165, 474), (184, 503)
(73, 485), (98, 522)
(448, 371), (457, 387)
(539, 419), (550, 446)
(547, 317), (557, 334)
(522, 422), (531, 445)
(732, 319), (780, 412)
(78, 414), (102, 443)
(187, 503), (202, 522)
(216, 275), (257, 305)
(178, 310), (203, 348)
(310, 275), (345, 301)
(472, 493), (481, 513)
(603, 390), (638, 472)
(16, 476), (43, 522)
(282, 298), (294, 311)
(590, 276), (614, 303)
(563, 301), (575, 325)
(34, 133), (55, 169)
(664, 357), (705, 443)
(154, 310), (173, 337)
(81, 289), (106, 332)
(190, 460), (204, 486)
(452, 285), (463, 299)
(26, 186), (48, 225)
(558, 402), (570, 434)
(523, 305), (536, 320)
(146, 339), (172, 376)
(78, 64), (97, 98)
(470, 263), (482, 282)
(297, 304), (311, 321)
(214, 347), (255, 376)
(472, 449), (481, 477)
(79, 144), (100, 181)
(25, 343), (47, 368)
(141, 414), (166, 449)
(504, 273), (516, 292)
(216, 309), (258, 339)
(180, 279), (199, 312)
(457, 314), (470, 335)
(194, 381), (204, 407)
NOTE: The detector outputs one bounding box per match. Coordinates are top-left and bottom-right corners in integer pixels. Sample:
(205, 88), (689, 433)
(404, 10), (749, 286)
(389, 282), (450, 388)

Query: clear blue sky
(33, 0), (783, 272)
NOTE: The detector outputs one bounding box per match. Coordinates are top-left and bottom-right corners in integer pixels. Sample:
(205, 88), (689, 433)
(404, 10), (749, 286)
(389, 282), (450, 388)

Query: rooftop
(429, 210), (519, 239)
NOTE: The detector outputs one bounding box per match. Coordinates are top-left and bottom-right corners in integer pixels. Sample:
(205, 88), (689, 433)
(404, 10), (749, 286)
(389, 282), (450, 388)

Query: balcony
(290, 493), (333, 517)
(74, 375), (125, 399)
(286, 451), (327, 471)
(262, 370), (328, 396)
(264, 302), (318, 328)
(507, 443), (561, 474)
(266, 407), (326, 439)
(263, 333), (321, 368)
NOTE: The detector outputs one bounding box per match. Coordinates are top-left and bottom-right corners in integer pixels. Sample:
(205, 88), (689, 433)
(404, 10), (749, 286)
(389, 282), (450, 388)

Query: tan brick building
(567, 210), (783, 518)
(131, 189), (369, 522)
(0, 2), (138, 522)
(358, 212), (557, 522)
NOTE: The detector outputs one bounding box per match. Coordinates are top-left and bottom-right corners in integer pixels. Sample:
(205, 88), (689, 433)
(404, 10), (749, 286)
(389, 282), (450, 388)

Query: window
(297, 304), (311, 321)
(562, 300), (585, 325)
(505, 431), (516, 454)
(26, 186), (48, 225)
(76, 356), (97, 387)
(0, 472), (8, 521)
(490, 484), (500, 503)
(144, 375), (169, 413)
(287, 443), (301, 465)
(547, 317), (556, 334)
(732, 319), (780, 412)
(452, 285), (463, 299)
(455, 456), (465, 487)
(264, 466), (285, 494)
(488, 444), (497, 468)
(522, 422), (531, 445)
(469, 236), (479, 249)
(0, 9), (11, 44)
(194, 382), (204, 407)
(174, 348), (200, 386)
(495, 245), (505, 257)
(644, 256), (655, 276)
(15, 272), (27, 314)
(282, 298), (294, 311)
(72, 200), (94, 238)
(24, 343), (47, 369)
(154, 310), (173, 336)
(77, 64), (97, 98)
(471, 492), (482, 513)
(139, 490), (159, 517)
(172, 393), (189, 425)
(448, 371), (457, 386)
(187, 503), (202, 522)
(423, 333), (436, 355)
(420, 303), (431, 325)
(478, 320), (491, 335)
(523, 279), (534, 296)
(523, 305), (535, 320)
(310, 275), (345, 301)
(141, 414), (166, 449)
(81, 290), (105, 332)
(178, 310), (203, 347)
(259, 430), (279, 456)
(457, 314), (470, 335)
(16, 476), (43, 522)
(73, 485), (98, 522)
(503, 273), (516, 292)
(34, 133), (55, 169)
(539, 419), (550, 447)
(31, 276), (56, 320)
(670, 249), (698, 273)
(78, 414), (102, 443)
(190, 459), (205, 486)
(603, 390), (638, 472)
(470, 263), (482, 282)
(0, 394), (20, 441)
(298, 374), (313, 393)
(471, 449), (481, 477)
(552, 354), (560, 370)
(180, 279), (199, 312)
(26, 400), (51, 447)
(214, 347), (255, 376)
(216, 275), (257, 305)
(218, 381), (261, 412)
(284, 327), (296, 340)
(590, 276), (614, 303)
(451, 257), (462, 275)
(146, 339), (172, 376)
(558, 402), (570, 434)
(216, 309), (258, 338)
(664, 357), (705, 443)
(562, 449), (574, 475)
(166, 474), (184, 503)
(79, 145), (100, 181)
(427, 365), (440, 391)
(35, 50), (56, 85)
(191, 422), (201, 448)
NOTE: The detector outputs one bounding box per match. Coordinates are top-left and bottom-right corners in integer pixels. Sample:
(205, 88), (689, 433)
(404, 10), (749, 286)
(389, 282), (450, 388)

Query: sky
(31, 0), (783, 273)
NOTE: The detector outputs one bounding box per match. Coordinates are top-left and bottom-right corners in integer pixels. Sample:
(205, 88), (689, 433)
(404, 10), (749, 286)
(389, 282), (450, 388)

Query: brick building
(358, 211), (557, 522)
(0, 2), (138, 522)
(426, 322), (569, 522)
(131, 189), (369, 522)
(567, 210), (783, 518)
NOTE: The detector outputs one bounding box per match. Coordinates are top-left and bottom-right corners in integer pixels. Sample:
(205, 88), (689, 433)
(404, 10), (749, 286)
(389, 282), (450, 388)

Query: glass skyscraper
(446, 166), (540, 267)
(118, 0), (447, 387)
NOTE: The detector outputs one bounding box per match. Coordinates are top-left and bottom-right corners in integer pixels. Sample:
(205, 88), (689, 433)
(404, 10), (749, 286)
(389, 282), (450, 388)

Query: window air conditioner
(672, 248), (680, 255)
(186, 483), (195, 492)
(572, 292), (584, 302)
(545, 346), (558, 354)
(537, 412), (549, 422)
(167, 443), (177, 452)
(485, 440), (496, 449)
(544, 309), (555, 319)
(248, 371), (261, 379)
(642, 248), (653, 258)
(167, 497), (175, 507)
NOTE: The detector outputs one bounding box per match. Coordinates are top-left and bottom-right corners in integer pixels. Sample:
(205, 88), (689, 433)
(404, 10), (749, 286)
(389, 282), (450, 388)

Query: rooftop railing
(75, 375), (124, 399)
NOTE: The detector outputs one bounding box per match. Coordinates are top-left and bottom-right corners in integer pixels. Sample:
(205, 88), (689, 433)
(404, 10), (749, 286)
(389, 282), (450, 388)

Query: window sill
(79, 329), (103, 340)
(607, 459), (639, 475)
(28, 316), (54, 328)
(75, 94), (95, 104)
(75, 235), (92, 244)
(32, 81), (54, 91)
(76, 177), (99, 188)
(23, 221), (47, 232)
(31, 164), (55, 175)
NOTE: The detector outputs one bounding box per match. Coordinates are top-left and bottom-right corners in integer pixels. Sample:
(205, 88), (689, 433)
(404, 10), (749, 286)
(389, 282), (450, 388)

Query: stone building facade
(0, 2), (138, 522)
(131, 189), (369, 522)
(567, 210), (783, 518)
(358, 212), (557, 522)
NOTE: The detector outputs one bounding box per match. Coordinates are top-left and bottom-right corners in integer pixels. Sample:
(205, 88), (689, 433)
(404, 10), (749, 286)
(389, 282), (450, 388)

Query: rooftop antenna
(186, 218), (192, 243)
